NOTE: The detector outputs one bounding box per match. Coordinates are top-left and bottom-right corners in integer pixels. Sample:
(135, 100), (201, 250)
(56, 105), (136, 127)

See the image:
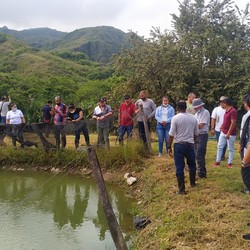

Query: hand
(226, 134), (230, 140)
(238, 144), (242, 154)
(210, 129), (215, 135)
(162, 121), (167, 126)
(168, 148), (173, 158)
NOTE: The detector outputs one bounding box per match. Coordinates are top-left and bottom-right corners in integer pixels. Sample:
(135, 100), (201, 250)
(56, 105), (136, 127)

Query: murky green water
(0, 170), (135, 250)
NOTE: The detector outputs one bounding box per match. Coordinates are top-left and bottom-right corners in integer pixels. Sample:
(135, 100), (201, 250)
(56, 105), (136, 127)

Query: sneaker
(213, 162), (220, 167)
(158, 153), (162, 157)
(227, 163), (233, 168)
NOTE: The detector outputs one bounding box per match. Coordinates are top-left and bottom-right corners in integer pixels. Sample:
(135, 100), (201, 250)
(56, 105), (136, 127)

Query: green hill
(0, 26), (65, 49)
(50, 26), (131, 62)
(0, 26), (132, 63)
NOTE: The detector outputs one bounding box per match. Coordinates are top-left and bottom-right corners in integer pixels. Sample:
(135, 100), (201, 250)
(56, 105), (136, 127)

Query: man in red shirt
(118, 94), (136, 144)
(214, 98), (237, 168)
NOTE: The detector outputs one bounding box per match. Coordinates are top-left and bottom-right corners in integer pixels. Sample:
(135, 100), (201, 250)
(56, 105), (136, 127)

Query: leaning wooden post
(87, 147), (128, 250)
(139, 105), (152, 155)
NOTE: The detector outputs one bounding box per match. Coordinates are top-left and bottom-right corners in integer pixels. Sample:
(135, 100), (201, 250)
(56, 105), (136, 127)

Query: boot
(189, 171), (196, 187)
(75, 143), (79, 149)
(176, 175), (186, 195)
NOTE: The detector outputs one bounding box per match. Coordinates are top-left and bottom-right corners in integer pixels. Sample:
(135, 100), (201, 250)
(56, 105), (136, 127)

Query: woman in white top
(6, 102), (25, 125)
(6, 103), (26, 147)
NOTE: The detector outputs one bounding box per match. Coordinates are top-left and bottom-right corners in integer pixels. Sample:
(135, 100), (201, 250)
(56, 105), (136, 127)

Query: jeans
(75, 122), (90, 146)
(97, 125), (110, 149)
(174, 143), (196, 176)
(215, 130), (226, 158)
(118, 125), (133, 144)
(54, 125), (66, 149)
(138, 121), (151, 145)
(195, 134), (208, 177)
(216, 131), (236, 164)
(156, 123), (170, 154)
(1, 116), (6, 124)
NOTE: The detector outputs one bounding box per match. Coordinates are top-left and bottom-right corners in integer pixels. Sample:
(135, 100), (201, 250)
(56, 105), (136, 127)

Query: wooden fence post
(87, 147), (128, 250)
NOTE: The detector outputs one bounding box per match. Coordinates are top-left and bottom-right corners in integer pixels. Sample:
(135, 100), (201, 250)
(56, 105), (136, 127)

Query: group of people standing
(41, 96), (90, 150)
(2, 90), (250, 196)
(168, 92), (241, 195)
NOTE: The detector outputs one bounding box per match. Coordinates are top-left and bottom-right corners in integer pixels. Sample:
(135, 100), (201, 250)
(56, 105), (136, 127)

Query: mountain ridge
(0, 25), (133, 63)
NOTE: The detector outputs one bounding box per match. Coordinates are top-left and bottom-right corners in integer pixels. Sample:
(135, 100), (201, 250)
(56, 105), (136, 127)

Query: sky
(0, 0), (249, 37)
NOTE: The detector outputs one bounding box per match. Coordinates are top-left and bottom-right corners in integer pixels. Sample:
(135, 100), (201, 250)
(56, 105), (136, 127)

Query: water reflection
(0, 170), (134, 249)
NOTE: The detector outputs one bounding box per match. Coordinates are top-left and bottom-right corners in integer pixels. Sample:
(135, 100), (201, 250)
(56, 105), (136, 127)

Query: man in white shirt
(0, 95), (11, 124)
(211, 96), (227, 160)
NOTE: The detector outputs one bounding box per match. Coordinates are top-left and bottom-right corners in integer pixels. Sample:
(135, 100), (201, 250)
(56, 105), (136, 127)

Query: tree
(113, 0), (250, 109)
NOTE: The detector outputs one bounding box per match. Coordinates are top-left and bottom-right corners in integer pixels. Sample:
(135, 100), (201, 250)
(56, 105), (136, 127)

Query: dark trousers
(242, 167), (250, 191)
(174, 143), (196, 176)
(118, 125), (133, 144)
(195, 134), (208, 177)
(11, 125), (24, 147)
(97, 125), (110, 149)
(138, 121), (151, 145)
(54, 125), (66, 149)
(75, 123), (90, 146)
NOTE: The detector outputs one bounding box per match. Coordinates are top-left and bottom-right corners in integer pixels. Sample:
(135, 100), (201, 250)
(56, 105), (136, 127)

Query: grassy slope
(0, 36), (91, 81)
(134, 140), (250, 249)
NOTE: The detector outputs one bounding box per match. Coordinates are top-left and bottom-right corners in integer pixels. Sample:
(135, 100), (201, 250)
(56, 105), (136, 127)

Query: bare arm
(226, 119), (236, 139)
(210, 118), (216, 135)
(242, 145), (250, 166)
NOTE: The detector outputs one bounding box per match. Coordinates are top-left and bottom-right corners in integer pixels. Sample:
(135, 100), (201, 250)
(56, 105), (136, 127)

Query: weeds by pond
(0, 134), (146, 171)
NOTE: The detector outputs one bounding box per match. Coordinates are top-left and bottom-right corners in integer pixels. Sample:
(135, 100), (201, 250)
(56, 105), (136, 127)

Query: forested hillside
(0, 26), (65, 49)
(0, 32), (120, 122)
(51, 26), (132, 63)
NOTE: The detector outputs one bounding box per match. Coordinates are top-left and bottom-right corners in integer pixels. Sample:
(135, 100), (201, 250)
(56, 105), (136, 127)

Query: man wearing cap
(118, 94), (136, 144)
(214, 97), (237, 168)
(93, 98), (112, 149)
(168, 101), (199, 194)
(211, 96), (227, 160)
(192, 98), (210, 178)
(135, 90), (156, 145)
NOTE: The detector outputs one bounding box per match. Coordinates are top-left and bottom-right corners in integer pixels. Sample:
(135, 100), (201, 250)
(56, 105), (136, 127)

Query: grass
(132, 140), (250, 250)
(1, 132), (250, 249)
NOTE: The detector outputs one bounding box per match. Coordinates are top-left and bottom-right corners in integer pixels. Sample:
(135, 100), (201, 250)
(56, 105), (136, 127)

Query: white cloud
(0, 0), (248, 36)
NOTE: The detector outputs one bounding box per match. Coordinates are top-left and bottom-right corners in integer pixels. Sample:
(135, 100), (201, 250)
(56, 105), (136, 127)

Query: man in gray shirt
(135, 90), (156, 145)
(168, 100), (199, 194)
(192, 98), (210, 178)
(93, 98), (112, 149)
